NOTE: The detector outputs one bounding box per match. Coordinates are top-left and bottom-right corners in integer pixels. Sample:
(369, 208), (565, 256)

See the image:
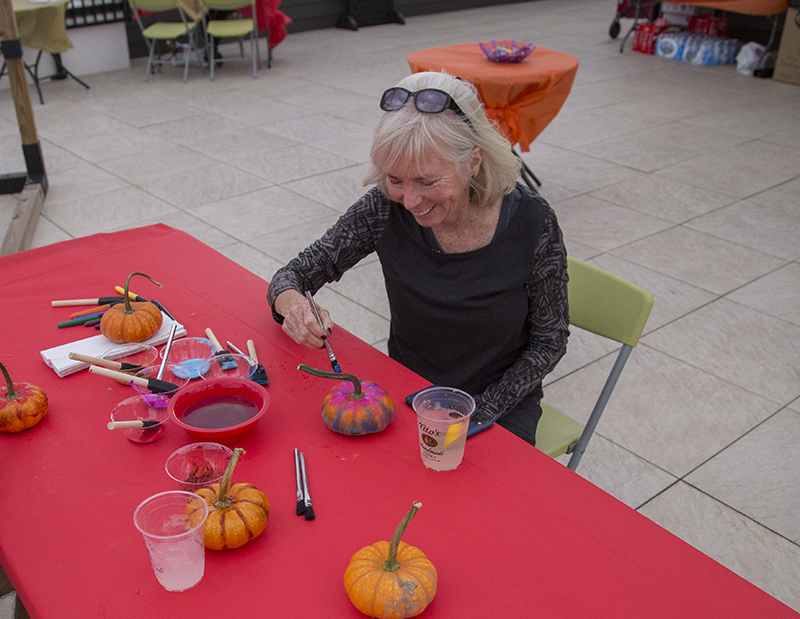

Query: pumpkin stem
(382, 501), (422, 572)
(215, 447), (244, 509)
(0, 362), (19, 400)
(122, 272), (162, 315)
(297, 364), (363, 398)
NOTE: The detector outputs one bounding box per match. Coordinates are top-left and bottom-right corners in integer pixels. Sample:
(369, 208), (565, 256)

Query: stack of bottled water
(655, 32), (739, 66)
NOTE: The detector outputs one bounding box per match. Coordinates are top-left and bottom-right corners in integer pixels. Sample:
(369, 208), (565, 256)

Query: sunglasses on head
(379, 87), (472, 126)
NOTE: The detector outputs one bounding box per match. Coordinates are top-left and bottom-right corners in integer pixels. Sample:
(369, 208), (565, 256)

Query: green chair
(537, 257), (654, 472)
(128, 0), (202, 82)
(202, 0), (260, 79)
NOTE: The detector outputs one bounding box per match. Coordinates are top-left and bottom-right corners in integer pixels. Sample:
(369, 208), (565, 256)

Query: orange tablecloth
(408, 43), (579, 152)
(1, 225), (798, 618)
(678, 0), (788, 15)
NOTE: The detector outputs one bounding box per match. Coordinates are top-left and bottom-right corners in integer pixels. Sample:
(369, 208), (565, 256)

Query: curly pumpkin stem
(121, 272), (162, 314)
(0, 361), (19, 400)
(297, 363), (363, 399)
(216, 447), (245, 509)
(382, 501), (422, 572)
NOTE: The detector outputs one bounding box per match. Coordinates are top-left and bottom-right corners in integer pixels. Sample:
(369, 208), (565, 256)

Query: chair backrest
(537, 257), (654, 471)
(566, 257), (653, 347)
(201, 0), (255, 12)
(128, 0), (181, 13)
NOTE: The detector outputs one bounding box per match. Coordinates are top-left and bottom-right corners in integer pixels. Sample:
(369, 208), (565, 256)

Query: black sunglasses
(379, 87), (472, 126)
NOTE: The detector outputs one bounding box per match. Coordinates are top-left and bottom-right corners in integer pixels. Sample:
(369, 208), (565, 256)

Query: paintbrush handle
(89, 365), (148, 387)
(69, 352), (121, 370)
(205, 328), (224, 352)
(246, 340), (259, 364)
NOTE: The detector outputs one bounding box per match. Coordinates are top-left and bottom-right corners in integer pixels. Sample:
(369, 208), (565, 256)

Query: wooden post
(0, 0), (47, 254)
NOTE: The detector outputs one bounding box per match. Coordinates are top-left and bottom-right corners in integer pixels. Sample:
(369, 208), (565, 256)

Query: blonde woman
(268, 71), (569, 446)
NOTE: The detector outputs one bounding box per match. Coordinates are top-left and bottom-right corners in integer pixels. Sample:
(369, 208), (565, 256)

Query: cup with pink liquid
(412, 387), (475, 471)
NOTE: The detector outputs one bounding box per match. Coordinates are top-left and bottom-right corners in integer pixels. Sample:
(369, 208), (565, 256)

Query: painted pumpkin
(100, 272), (163, 344)
(297, 364), (394, 435)
(344, 502), (437, 619)
(0, 361), (48, 433)
(190, 448), (269, 550)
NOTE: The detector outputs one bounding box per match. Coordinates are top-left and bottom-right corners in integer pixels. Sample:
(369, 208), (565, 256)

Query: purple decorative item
(479, 39), (535, 63)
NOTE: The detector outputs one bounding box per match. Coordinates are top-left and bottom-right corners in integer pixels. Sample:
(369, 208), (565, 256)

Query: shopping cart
(610, 1), (662, 51)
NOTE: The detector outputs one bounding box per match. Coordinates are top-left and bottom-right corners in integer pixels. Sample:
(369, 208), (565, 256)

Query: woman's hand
(274, 289), (333, 349)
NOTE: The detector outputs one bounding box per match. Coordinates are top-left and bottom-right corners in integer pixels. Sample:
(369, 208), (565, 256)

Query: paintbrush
(68, 352), (146, 373)
(304, 291), (341, 373)
(299, 452), (315, 521)
(226, 339), (269, 385)
(88, 365), (179, 394)
(51, 296), (124, 307)
(205, 328), (237, 371)
(294, 448), (305, 516)
(107, 420), (161, 430)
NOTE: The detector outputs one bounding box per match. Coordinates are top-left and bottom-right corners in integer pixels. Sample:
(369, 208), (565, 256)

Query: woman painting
(267, 71), (569, 446)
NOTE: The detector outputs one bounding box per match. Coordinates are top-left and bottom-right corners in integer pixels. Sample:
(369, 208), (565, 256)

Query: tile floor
(1, 0), (799, 614)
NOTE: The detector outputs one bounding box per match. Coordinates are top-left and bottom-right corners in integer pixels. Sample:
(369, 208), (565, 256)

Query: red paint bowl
(168, 377), (269, 444)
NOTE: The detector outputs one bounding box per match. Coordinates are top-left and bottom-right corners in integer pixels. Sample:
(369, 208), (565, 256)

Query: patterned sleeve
(474, 205), (570, 420)
(267, 187), (390, 323)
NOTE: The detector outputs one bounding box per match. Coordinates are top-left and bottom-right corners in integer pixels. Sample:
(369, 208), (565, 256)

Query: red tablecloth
(238, 0), (291, 49)
(408, 43), (579, 152)
(0, 225), (797, 618)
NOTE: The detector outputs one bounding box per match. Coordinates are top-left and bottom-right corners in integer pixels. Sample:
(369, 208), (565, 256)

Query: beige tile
(188, 186), (337, 242)
(643, 298), (800, 405)
(655, 139), (800, 198)
(728, 263), (800, 328)
(97, 146), (215, 185)
(41, 163), (128, 207)
(143, 112), (247, 146)
(639, 482), (800, 612)
(612, 226), (785, 294)
(555, 433), (677, 509)
(590, 174), (735, 223)
(588, 254), (717, 333)
(249, 213), (344, 264)
(228, 143), (357, 183)
(686, 408), (800, 544)
(544, 345), (777, 476)
(216, 243), (286, 283)
(552, 193), (673, 252)
(310, 126), (374, 163)
(190, 89), (314, 126)
(315, 286), (389, 346)
(545, 327), (619, 385)
(139, 163), (271, 209)
(261, 113), (368, 144)
(520, 142), (643, 193)
(686, 198), (800, 260)
(283, 165), (371, 212)
(679, 103), (799, 140)
(43, 186), (180, 237)
(329, 260), (390, 319)
(29, 216), (73, 249)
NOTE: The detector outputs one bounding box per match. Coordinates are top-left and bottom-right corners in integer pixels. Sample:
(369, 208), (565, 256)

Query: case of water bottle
(655, 31), (738, 66)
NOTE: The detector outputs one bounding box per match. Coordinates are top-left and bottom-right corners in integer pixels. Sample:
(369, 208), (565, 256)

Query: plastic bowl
(160, 337), (216, 380)
(132, 363), (192, 407)
(110, 394), (169, 443)
(102, 344), (159, 383)
(165, 442), (233, 491)
(478, 39), (535, 63)
(168, 377), (269, 444)
(198, 353), (257, 381)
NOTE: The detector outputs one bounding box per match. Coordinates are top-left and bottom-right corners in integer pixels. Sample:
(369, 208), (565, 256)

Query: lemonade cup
(133, 490), (208, 592)
(412, 387), (475, 471)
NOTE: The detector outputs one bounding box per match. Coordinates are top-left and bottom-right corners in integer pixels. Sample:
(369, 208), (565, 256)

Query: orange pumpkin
(190, 448), (269, 550)
(297, 364), (394, 435)
(344, 502), (437, 619)
(100, 272), (163, 344)
(1, 361), (48, 433)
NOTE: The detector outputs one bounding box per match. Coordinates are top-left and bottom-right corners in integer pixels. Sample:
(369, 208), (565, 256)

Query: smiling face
(385, 149), (482, 229)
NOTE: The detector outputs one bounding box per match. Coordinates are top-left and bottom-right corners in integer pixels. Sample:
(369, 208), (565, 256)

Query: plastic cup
(133, 491), (209, 592)
(412, 387), (475, 471)
(198, 353), (257, 381)
(161, 337), (216, 380)
(132, 363), (191, 408)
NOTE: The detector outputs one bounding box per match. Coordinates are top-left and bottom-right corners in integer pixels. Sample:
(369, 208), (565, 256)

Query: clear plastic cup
(412, 387), (475, 471)
(133, 491), (208, 592)
(198, 353), (257, 381)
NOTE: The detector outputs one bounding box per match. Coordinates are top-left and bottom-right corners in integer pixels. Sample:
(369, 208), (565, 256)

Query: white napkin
(40, 314), (187, 378)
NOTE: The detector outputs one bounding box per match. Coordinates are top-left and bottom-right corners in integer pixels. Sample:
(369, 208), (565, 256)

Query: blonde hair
(364, 71), (521, 209)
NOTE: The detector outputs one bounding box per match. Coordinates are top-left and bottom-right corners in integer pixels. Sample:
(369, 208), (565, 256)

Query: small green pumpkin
(298, 364), (394, 435)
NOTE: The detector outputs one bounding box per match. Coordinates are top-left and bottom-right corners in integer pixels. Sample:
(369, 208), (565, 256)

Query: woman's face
(385, 150), (476, 228)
